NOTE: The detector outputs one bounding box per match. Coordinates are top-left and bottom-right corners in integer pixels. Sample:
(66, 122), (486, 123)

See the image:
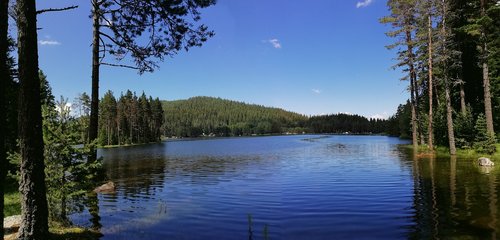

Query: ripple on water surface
(70, 135), (500, 239)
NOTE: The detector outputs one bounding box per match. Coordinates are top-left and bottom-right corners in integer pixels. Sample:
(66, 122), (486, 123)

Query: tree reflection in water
(405, 148), (499, 239)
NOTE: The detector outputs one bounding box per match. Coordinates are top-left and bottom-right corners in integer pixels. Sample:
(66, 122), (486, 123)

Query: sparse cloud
(370, 112), (389, 120)
(39, 40), (61, 46)
(39, 35), (61, 46)
(312, 89), (321, 94)
(356, 0), (373, 8)
(268, 39), (282, 49)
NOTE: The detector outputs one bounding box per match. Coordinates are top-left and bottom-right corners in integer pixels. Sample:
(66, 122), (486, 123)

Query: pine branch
(37, 5), (78, 15)
(101, 62), (140, 70)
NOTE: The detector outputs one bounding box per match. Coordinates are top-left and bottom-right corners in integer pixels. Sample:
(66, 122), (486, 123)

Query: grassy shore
(3, 175), (101, 240)
(404, 143), (500, 160)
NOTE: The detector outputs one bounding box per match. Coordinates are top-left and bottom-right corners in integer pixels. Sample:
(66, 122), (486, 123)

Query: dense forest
(308, 114), (389, 134)
(98, 90), (164, 146)
(162, 96), (308, 137)
(161, 96), (392, 137)
(381, 0), (500, 154)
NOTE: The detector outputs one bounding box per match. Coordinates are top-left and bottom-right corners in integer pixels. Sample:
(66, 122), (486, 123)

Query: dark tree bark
(480, 0), (495, 137)
(406, 28), (419, 150)
(0, 0), (8, 237)
(88, 0), (100, 162)
(16, 0), (49, 238)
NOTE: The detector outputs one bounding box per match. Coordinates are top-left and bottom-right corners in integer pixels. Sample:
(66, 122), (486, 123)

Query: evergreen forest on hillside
(160, 96), (391, 137)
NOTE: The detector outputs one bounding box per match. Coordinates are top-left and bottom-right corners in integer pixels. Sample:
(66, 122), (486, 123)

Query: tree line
(162, 96), (392, 137)
(308, 114), (389, 134)
(381, 0), (500, 154)
(162, 96), (309, 137)
(99, 90), (164, 146)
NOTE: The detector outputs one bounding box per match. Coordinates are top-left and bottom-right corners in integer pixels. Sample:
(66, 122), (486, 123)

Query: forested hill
(162, 96), (308, 137)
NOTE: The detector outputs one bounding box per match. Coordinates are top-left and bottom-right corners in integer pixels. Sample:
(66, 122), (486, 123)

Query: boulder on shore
(93, 181), (116, 193)
(478, 157), (495, 167)
(3, 215), (21, 240)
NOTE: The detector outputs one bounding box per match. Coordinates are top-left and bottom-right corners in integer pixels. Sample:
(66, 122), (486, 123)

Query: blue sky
(30, 0), (407, 119)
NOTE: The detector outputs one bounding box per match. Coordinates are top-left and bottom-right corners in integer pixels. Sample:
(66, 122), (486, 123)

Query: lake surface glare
(72, 135), (500, 239)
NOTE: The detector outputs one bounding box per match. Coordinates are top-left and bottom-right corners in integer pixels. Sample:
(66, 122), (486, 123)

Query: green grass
(404, 143), (500, 160)
(3, 175), (101, 240)
(4, 175), (21, 217)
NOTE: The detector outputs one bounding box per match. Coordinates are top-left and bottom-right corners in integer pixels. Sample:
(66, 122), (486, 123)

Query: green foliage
(383, 102), (411, 138)
(308, 114), (388, 134)
(3, 175), (20, 217)
(97, 0), (216, 73)
(162, 96), (308, 137)
(73, 92), (91, 144)
(454, 106), (475, 149)
(41, 76), (101, 225)
(473, 113), (497, 154)
(98, 90), (163, 145)
(432, 104), (448, 147)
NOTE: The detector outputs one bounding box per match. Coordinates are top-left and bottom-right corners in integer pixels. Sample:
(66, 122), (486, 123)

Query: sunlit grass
(404, 143), (500, 161)
(4, 175), (20, 217)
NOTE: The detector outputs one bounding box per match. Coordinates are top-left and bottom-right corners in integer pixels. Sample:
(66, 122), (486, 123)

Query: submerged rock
(94, 181), (116, 193)
(478, 157), (495, 167)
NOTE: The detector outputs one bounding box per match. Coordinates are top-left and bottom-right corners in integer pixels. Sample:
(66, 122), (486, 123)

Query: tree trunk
(406, 28), (419, 150)
(0, 0), (8, 237)
(480, 0), (495, 137)
(88, 0), (100, 162)
(427, 13), (434, 150)
(482, 60), (494, 136)
(460, 82), (466, 115)
(16, 0), (50, 238)
(445, 83), (456, 155)
(440, 0), (456, 155)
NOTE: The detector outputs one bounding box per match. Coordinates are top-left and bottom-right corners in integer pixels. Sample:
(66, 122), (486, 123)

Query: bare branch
(37, 5), (79, 15)
(101, 62), (140, 70)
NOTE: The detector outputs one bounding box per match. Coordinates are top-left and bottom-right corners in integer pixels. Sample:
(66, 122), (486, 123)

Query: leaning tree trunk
(88, 0), (100, 162)
(0, 0), (8, 237)
(16, 0), (50, 238)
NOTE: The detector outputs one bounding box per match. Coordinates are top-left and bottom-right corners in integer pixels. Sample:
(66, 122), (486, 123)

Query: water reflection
(405, 149), (500, 239)
(69, 136), (500, 239)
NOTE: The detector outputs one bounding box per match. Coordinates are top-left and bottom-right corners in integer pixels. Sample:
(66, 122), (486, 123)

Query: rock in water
(478, 157), (495, 167)
(94, 181), (116, 193)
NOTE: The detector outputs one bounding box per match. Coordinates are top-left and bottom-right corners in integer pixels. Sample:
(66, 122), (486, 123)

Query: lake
(71, 135), (500, 239)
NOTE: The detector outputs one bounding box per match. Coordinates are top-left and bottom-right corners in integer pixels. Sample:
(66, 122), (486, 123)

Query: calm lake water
(72, 135), (500, 239)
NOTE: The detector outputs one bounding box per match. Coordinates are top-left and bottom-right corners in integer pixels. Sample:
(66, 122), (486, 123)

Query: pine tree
(16, 0), (50, 237)
(0, 0), (8, 236)
(474, 113), (496, 154)
(87, 0), (216, 161)
(380, 0), (421, 149)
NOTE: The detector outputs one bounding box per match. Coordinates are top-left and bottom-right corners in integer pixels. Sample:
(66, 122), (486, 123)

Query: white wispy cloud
(268, 39), (282, 49)
(370, 112), (389, 120)
(39, 40), (61, 46)
(356, 0), (373, 8)
(312, 89), (321, 94)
